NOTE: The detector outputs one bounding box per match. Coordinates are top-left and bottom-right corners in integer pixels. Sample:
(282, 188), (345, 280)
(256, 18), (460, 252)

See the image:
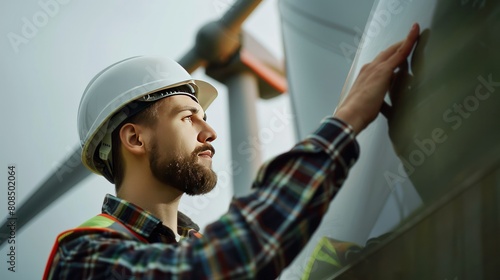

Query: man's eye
(183, 116), (193, 122)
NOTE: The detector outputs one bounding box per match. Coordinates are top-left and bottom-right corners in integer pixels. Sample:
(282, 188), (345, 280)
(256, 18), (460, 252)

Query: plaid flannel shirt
(46, 117), (359, 279)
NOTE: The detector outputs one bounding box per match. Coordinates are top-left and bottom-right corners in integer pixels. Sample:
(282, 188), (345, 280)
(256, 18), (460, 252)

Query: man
(44, 24), (420, 279)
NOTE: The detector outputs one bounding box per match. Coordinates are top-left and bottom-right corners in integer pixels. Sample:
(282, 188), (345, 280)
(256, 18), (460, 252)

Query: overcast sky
(0, 1), (296, 279)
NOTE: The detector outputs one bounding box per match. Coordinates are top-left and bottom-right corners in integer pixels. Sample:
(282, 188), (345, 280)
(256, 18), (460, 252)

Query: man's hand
(334, 23), (420, 134)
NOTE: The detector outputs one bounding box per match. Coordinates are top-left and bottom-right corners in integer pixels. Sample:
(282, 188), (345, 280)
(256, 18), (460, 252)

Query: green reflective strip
(57, 214), (147, 244)
(302, 237), (342, 280)
(78, 215), (115, 228)
(316, 237), (339, 266)
(315, 246), (340, 267)
(57, 215), (116, 243)
(57, 230), (75, 243)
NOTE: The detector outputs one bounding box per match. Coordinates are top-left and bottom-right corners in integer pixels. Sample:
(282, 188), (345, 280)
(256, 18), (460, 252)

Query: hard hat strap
(98, 111), (128, 179)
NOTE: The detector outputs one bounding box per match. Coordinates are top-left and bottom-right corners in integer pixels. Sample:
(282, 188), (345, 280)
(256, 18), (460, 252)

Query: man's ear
(119, 123), (147, 156)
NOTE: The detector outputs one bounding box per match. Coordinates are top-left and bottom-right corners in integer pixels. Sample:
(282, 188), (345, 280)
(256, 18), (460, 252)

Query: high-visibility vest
(43, 213), (148, 280)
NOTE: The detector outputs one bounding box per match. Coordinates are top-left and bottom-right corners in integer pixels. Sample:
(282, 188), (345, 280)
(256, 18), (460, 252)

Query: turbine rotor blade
(0, 146), (90, 247)
(219, 0), (262, 31)
(178, 47), (206, 74)
(180, 0), (263, 69)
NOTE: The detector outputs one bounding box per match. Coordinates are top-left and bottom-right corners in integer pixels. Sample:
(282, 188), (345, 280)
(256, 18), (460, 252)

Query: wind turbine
(0, 0), (287, 246)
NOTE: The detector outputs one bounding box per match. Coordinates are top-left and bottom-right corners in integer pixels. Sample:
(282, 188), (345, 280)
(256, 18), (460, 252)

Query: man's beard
(149, 141), (217, 196)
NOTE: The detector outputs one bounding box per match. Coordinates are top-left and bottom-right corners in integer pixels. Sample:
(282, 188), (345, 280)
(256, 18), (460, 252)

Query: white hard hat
(77, 56), (218, 182)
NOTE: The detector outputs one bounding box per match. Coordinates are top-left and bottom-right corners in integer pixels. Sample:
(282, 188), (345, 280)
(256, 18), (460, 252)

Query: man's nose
(198, 122), (217, 143)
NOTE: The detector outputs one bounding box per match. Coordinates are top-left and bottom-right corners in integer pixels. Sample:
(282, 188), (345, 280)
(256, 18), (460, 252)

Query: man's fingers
(372, 23), (420, 67)
(386, 23), (420, 67)
(335, 23), (420, 134)
(373, 41), (404, 63)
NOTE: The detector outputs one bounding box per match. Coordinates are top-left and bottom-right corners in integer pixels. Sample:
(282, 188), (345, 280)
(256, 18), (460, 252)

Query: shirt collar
(101, 194), (200, 239)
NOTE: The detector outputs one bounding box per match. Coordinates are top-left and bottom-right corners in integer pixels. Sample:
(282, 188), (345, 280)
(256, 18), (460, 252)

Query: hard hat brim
(192, 79), (218, 111)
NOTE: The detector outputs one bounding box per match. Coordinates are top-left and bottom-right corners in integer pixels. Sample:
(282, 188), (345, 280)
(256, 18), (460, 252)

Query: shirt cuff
(305, 116), (360, 168)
